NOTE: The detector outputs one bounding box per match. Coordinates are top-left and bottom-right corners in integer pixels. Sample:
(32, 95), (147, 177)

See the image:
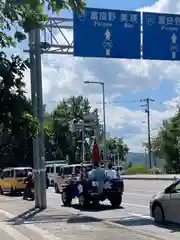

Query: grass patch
(124, 165), (163, 175)
(125, 165), (150, 175)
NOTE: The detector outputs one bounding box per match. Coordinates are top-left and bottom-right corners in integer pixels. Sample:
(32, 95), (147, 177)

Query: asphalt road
(47, 180), (180, 240)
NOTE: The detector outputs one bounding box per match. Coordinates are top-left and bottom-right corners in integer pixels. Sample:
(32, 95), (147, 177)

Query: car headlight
(152, 194), (157, 199)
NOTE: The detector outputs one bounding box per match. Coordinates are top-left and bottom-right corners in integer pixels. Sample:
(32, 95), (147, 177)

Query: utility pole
(102, 82), (107, 164)
(35, 28), (47, 209)
(79, 120), (85, 162)
(28, 28), (47, 209)
(84, 81), (107, 164)
(141, 98), (155, 169)
(29, 31), (40, 208)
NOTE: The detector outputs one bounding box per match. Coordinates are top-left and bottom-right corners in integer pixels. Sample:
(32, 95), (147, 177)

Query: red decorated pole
(92, 138), (100, 165)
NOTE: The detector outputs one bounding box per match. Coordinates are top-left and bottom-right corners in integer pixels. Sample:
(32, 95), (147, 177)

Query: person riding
(88, 162), (106, 193)
(46, 171), (49, 188)
(24, 172), (34, 198)
(24, 172), (33, 186)
(106, 163), (116, 179)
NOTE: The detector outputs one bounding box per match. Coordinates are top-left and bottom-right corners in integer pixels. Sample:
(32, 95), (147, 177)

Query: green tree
(51, 96), (99, 163)
(151, 109), (180, 173)
(0, 53), (40, 168)
(0, 0), (86, 48)
(106, 137), (129, 162)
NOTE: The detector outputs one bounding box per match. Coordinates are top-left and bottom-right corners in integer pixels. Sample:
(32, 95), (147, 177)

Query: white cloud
(9, 0), (180, 152)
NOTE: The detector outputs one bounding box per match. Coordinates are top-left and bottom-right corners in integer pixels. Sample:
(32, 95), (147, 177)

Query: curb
(122, 177), (175, 180)
(103, 220), (164, 240)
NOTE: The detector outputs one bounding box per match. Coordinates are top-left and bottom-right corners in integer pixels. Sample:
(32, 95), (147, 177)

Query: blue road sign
(73, 7), (141, 59)
(143, 12), (180, 61)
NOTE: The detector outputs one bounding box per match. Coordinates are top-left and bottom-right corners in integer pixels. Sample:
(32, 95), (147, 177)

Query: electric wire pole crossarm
(84, 81), (107, 163)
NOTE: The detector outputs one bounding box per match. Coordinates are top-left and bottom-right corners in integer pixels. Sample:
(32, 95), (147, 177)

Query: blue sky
(49, 0), (156, 17)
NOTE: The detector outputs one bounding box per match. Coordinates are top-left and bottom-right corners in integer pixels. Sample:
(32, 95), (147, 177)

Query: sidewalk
(122, 174), (180, 180)
(0, 195), (162, 240)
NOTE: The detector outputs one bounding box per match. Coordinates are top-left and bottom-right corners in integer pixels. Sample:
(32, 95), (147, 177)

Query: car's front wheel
(109, 193), (122, 208)
(152, 203), (165, 224)
(61, 190), (72, 206)
(78, 193), (90, 208)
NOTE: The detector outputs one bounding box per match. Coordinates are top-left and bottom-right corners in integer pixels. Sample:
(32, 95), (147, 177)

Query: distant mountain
(127, 152), (146, 165)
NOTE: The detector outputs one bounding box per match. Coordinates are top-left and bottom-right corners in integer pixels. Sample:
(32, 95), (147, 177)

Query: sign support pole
(29, 30), (41, 208)
(34, 28), (47, 209)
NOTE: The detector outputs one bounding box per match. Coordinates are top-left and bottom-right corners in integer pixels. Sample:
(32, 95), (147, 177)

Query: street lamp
(84, 81), (107, 163)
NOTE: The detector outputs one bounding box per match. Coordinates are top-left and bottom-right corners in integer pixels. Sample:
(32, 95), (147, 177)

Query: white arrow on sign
(172, 51), (176, 59)
(106, 49), (110, 56)
(171, 33), (177, 44)
(105, 29), (111, 40)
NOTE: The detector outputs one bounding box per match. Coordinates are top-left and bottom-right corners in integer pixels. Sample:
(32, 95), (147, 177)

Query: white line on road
(125, 188), (162, 194)
(48, 191), (152, 198)
(125, 192), (152, 197)
(0, 209), (63, 240)
(128, 212), (152, 219)
(123, 203), (148, 208)
(0, 221), (31, 240)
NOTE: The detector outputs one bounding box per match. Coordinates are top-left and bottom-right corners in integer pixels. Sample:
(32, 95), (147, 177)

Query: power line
(92, 99), (161, 105)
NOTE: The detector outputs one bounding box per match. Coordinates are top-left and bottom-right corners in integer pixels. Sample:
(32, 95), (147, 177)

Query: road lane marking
(48, 191), (152, 198)
(125, 188), (163, 194)
(125, 192), (152, 197)
(123, 203), (148, 208)
(128, 212), (152, 219)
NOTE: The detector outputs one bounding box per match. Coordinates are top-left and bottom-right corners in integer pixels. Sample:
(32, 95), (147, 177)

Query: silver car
(150, 178), (180, 224)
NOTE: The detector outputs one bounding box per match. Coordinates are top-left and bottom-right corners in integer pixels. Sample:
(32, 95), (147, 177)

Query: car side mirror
(1, 175), (3, 179)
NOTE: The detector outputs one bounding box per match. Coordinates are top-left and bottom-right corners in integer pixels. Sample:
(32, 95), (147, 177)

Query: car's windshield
(15, 169), (32, 178)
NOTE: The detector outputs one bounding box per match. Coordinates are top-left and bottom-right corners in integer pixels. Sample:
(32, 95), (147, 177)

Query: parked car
(150, 178), (180, 224)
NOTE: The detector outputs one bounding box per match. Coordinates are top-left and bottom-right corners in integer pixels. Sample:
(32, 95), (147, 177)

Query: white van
(54, 164), (93, 193)
(46, 163), (66, 186)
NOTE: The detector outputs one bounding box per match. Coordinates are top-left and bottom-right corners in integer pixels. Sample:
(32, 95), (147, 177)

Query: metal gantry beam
(24, 17), (74, 55)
